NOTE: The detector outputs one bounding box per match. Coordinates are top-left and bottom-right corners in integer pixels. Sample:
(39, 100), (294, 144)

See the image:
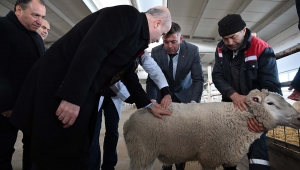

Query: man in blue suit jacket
(146, 22), (204, 170)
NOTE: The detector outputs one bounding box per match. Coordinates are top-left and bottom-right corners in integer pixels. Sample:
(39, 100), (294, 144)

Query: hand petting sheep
(123, 89), (300, 170)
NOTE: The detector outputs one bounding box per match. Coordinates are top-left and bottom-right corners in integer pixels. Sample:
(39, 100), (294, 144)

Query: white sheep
(123, 89), (300, 170)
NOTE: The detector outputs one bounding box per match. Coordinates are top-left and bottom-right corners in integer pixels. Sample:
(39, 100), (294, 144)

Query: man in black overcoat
(10, 5), (172, 170)
(0, 0), (46, 169)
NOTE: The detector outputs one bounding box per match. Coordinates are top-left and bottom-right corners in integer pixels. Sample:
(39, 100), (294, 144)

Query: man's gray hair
(145, 7), (171, 26)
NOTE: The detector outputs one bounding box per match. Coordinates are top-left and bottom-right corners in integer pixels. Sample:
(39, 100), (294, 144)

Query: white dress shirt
(98, 50), (168, 117)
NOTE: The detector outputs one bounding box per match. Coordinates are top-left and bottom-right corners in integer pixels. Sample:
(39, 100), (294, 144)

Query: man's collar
(141, 13), (150, 41)
(7, 11), (27, 31)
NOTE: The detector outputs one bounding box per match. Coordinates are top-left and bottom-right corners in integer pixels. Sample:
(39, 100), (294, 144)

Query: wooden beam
(189, 0), (209, 39)
(0, 0), (14, 10)
(43, 0), (75, 27)
(214, 0), (253, 41)
(252, 0), (295, 33)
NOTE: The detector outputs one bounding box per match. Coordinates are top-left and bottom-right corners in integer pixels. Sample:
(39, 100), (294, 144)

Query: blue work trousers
(223, 132), (269, 170)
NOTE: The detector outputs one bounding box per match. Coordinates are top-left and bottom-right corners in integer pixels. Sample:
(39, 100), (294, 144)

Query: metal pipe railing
(276, 43), (300, 60)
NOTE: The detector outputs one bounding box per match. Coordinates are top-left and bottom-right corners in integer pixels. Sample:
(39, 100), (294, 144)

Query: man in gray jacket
(146, 22), (204, 170)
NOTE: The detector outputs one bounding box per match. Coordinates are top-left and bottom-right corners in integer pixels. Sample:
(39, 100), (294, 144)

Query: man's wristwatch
(147, 103), (155, 111)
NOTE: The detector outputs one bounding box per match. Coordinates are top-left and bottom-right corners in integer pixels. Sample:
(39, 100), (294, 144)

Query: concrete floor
(12, 106), (247, 170)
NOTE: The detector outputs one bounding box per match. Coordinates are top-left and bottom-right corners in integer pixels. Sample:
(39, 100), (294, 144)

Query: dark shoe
(161, 164), (172, 170)
(175, 162), (185, 170)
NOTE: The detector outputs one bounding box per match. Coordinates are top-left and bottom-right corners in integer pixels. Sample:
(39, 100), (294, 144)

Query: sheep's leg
(144, 161), (155, 170)
(129, 160), (142, 170)
(130, 155), (155, 170)
(129, 161), (154, 170)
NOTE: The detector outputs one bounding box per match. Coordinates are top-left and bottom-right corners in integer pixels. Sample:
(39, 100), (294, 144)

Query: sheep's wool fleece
(124, 101), (270, 168)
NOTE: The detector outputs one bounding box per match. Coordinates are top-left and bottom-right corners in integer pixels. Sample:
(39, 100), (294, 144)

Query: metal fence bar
(276, 43), (300, 60)
(280, 81), (292, 88)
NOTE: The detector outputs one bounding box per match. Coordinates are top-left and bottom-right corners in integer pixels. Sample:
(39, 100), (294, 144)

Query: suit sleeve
(122, 63), (151, 108)
(212, 49), (236, 99)
(55, 7), (140, 106)
(190, 46), (204, 102)
(257, 48), (282, 95)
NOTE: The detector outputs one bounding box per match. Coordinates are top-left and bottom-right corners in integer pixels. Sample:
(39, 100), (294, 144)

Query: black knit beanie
(218, 14), (246, 36)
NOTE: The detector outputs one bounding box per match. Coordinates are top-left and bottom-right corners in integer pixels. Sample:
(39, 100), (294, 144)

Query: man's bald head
(145, 6), (172, 44)
(36, 19), (50, 40)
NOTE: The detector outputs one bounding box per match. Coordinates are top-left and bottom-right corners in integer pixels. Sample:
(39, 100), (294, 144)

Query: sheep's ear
(252, 96), (262, 103)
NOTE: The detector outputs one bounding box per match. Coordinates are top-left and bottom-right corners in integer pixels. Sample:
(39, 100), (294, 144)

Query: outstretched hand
(287, 89), (300, 101)
(150, 101), (172, 120)
(247, 117), (266, 133)
(56, 100), (80, 128)
(230, 92), (249, 111)
(160, 94), (172, 109)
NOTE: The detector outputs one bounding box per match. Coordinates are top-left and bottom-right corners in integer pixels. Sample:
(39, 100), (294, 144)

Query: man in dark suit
(146, 22), (204, 170)
(0, 0), (46, 169)
(10, 5), (172, 170)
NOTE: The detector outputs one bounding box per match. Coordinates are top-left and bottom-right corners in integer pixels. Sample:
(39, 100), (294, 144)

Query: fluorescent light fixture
(82, 0), (98, 13)
(83, 0), (131, 12)
(136, 0), (167, 12)
(97, 0), (131, 7)
(84, 0), (168, 14)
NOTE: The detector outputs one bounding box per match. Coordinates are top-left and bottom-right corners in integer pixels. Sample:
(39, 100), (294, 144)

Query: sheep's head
(246, 89), (300, 130)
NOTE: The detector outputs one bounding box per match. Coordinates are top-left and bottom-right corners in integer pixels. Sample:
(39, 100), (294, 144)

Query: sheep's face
(247, 89), (300, 129)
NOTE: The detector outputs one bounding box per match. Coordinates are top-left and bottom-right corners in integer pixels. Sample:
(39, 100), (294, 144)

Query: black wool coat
(10, 5), (151, 170)
(0, 11), (45, 113)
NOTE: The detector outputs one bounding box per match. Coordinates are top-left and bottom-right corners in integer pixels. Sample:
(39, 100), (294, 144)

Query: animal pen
(266, 43), (300, 170)
(203, 43), (300, 170)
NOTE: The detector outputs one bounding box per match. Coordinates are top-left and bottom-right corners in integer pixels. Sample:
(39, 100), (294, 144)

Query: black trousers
(0, 115), (33, 170)
(0, 115), (18, 170)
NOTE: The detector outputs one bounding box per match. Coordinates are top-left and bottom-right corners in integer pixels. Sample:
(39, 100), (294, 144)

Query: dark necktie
(168, 53), (177, 81)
